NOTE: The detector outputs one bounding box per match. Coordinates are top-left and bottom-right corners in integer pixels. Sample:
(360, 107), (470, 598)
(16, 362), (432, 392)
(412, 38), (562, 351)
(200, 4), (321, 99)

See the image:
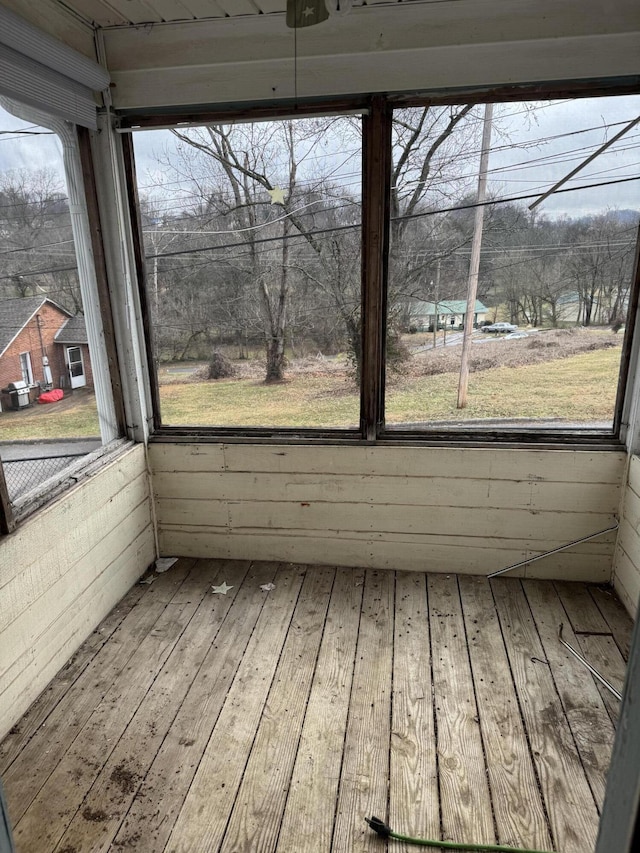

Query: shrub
(207, 351), (236, 379)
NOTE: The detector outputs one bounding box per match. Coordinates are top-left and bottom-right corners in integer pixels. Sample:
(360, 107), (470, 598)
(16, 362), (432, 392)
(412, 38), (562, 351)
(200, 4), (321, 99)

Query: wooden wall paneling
(11, 562), (205, 850)
(0, 445), (148, 590)
(1, 471), (149, 639)
(150, 444), (623, 579)
(152, 470), (621, 512)
(613, 548), (640, 617)
(213, 444), (626, 481)
(157, 527), (614, 581)
(0, 523), (156, 750)
(0, 581), (147, 776)
(2, 560), (194, 825)
(613, 455), (640, 616)
(0, 491), (152, 697)
(0, 446), (155, 742)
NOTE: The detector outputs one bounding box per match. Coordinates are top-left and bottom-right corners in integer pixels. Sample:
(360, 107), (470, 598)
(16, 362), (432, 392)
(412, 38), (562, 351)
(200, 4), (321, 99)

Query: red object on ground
(38, 389), (64, 404)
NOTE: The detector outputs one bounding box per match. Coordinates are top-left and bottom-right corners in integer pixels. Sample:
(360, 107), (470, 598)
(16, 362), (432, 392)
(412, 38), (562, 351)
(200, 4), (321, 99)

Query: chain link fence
(3, 453), (89, 502)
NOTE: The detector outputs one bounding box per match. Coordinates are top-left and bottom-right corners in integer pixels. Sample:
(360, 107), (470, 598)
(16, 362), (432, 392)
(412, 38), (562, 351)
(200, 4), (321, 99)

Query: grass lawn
(0, 391), (100, 441)
(160, 347), (620, 428)
(0, 347), (620, 439)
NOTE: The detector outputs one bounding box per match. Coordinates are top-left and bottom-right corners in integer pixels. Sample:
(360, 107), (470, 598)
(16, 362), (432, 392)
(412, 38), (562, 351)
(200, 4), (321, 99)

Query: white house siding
(0, 444), (155, 741)
(613, 455), (640, 617)
(151, 443), (624, 581)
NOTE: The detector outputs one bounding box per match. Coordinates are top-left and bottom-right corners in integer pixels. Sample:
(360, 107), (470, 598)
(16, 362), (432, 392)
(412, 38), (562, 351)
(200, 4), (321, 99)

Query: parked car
(481, 322), (519, 333)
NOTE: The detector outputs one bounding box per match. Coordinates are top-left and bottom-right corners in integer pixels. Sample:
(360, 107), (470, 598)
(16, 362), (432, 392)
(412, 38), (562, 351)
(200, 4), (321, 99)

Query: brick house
(0, 296), (93, 402)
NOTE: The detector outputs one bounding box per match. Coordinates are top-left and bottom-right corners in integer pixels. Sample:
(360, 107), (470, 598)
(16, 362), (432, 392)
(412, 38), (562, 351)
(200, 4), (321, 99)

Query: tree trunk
(265, 335), (286, 382)
(345, 315), (362, 385)
(263, 217), (290, 383)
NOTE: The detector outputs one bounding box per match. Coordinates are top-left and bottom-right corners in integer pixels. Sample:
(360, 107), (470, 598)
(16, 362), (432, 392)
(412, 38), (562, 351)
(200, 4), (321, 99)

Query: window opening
(0, 100), (119, 514)
(384, 94), (640, 434)
(131, 113), (363, 430)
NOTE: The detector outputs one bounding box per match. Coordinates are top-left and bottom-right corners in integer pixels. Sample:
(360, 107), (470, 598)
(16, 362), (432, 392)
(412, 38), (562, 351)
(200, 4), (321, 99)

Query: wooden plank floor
(0, 559), (633, 853)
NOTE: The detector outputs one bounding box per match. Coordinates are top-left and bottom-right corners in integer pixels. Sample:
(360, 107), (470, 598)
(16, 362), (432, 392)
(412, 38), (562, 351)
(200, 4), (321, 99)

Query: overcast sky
(1, 94), (639, 220)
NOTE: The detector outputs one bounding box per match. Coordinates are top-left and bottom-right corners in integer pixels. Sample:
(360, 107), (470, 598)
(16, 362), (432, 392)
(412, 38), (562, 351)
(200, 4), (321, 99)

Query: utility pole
(457, 103), (493, 409)
(431, 258), (441, 349)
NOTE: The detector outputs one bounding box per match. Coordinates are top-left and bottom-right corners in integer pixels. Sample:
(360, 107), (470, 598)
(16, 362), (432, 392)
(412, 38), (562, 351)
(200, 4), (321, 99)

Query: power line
(1, 175), (636, 280)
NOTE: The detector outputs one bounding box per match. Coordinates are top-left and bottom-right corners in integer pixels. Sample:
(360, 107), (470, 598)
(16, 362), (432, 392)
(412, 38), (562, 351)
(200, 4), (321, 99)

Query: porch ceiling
(51, 0), (412, 29)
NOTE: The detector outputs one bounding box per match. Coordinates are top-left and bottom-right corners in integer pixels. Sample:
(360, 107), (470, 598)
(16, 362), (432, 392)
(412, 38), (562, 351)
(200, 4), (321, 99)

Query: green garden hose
(365, 817), (555, 853)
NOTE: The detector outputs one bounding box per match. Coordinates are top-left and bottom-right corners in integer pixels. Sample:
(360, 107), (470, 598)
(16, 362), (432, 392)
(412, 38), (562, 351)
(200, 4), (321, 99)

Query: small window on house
(384, 94), (640, 434)
(132, 113), (363, 430)
(0, 101), (119, 516)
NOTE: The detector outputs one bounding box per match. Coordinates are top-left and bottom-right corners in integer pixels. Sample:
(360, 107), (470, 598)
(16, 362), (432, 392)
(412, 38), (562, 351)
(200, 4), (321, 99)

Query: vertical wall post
(361, 96), (391, 440)
(90, 112), (153, 443)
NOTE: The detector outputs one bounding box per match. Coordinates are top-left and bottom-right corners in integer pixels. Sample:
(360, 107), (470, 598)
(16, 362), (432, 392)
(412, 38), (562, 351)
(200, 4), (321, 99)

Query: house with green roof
(407, 298), (489, 332)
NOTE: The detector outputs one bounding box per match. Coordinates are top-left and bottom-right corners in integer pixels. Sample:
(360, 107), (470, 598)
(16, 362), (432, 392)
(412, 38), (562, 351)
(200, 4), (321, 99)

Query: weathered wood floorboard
(428, 574), (495, 848)
(389, 572), (439, 853)
(1, 561), (626, 853)
(589, 584), (634, 660)
(165, 564), (306, 853)
(523, 579), (616, 811)
(332, 570), (394, 853)
(275, 567), (364, 853)
(113, 560), (281, 853)
(491, 577), (600, 852)
(460, 575), (552, 851)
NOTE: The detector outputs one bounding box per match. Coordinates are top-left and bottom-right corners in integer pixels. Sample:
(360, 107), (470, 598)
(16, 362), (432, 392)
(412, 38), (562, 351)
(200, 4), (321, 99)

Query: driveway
(0, 438), (101, 501)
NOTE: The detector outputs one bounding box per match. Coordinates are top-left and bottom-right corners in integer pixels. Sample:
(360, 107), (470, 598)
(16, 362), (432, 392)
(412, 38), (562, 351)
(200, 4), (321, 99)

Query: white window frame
(19, 351), (33, 385)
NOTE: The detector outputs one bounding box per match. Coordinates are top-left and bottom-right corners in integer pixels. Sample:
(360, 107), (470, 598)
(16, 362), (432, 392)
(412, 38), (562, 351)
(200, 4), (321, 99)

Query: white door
(67, 346), (86, 389)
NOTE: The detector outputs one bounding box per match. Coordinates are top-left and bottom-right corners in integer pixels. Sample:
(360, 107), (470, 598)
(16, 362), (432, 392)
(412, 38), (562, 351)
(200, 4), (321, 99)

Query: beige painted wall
(0, 444), (155, 741)
(613, 455), (640, 617)
(151, 443), (624, 581)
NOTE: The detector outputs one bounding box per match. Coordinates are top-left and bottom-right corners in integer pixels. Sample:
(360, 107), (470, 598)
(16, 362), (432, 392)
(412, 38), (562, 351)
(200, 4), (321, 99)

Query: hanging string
(294, 15), (298, 104)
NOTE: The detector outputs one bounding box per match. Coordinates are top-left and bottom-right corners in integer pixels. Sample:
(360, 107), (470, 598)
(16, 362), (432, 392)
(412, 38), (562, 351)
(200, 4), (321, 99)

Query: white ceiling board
(104, 0), (163, 23)
(215, 0), (261, 14)
(109, 31), (640, 110)
(104, 0), (640, 73)
(178, 0), (227, 17)
(108, 28), (640, 110)
(58, 0), (128, 26)
(145, 0), (197, 22)
(253, 0), (286, 12)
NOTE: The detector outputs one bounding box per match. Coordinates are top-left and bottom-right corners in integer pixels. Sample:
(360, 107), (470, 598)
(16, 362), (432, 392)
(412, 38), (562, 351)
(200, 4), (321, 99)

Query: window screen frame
(121, 81), (640, 449)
